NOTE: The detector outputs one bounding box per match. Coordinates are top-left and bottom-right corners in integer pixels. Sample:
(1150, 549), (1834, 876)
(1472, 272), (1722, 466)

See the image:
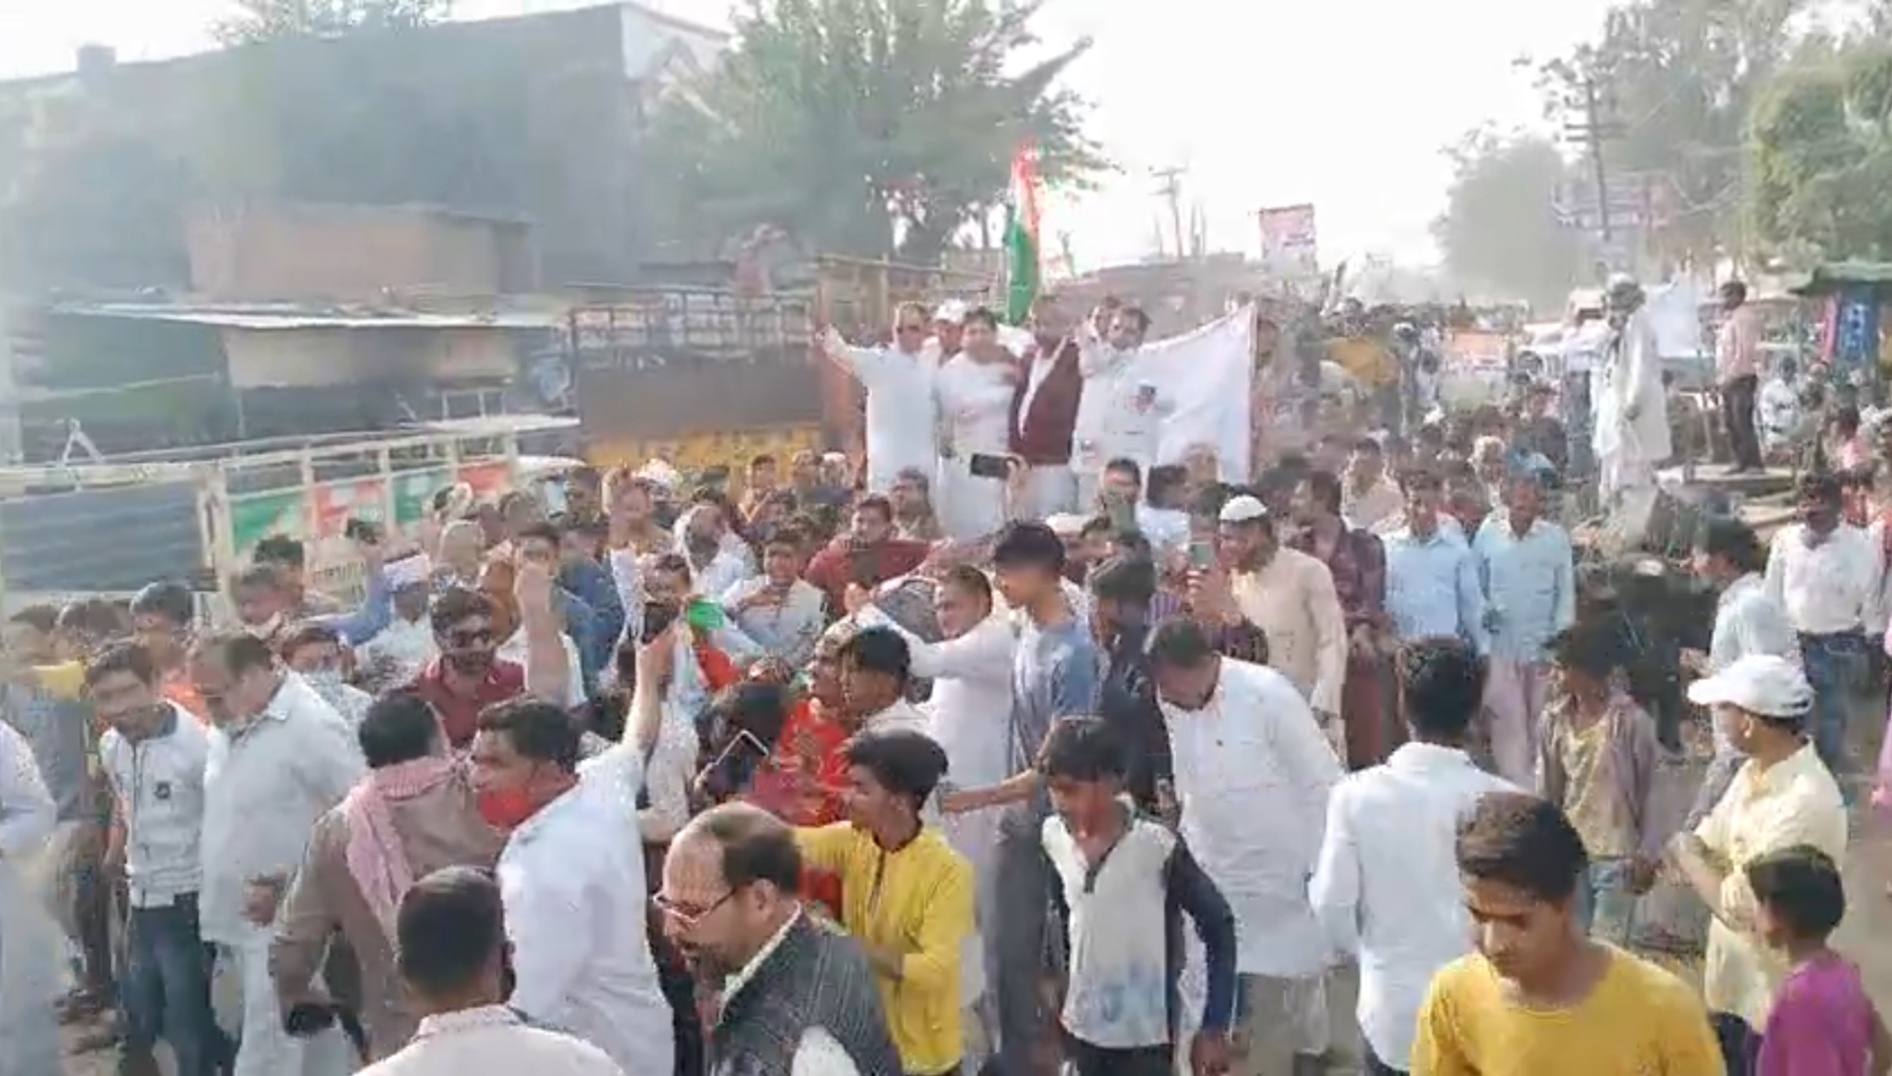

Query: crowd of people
(0, 293), (1889, 1076)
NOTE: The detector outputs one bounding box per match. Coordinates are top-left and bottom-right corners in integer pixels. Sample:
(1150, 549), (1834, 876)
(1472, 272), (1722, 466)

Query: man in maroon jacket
(1008, 296), (1086, 517)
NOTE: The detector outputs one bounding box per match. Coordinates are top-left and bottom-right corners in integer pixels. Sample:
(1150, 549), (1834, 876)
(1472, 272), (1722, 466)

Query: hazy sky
(0, 0), (1623, 268)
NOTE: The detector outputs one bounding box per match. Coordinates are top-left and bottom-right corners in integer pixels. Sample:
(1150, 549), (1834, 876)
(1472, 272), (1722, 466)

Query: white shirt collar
(1385, 741), (1482, 774)
(413, 1004), (522, 1040)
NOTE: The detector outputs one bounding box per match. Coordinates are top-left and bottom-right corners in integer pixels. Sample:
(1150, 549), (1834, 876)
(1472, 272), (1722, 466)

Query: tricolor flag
(1003, 144), (1042, 326)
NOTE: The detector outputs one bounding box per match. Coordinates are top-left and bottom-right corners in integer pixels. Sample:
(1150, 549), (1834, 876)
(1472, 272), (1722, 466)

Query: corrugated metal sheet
(0, 483), (205, 592)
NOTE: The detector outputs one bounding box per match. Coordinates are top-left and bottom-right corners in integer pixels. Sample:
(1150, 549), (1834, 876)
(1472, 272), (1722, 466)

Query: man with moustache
(404, 565), (571, 752)
(658, 802), (901, 1076)
(1010, 296), (1087, 517)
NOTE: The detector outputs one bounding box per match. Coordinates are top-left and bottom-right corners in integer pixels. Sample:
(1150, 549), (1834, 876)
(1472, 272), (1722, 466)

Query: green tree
(642, 0), (1108, 263)
(1432, 127), (1583, 308)
(1541, 0), (1808, 266)
(213, 0), (452, 45)
(1748, 42), (1892, 263)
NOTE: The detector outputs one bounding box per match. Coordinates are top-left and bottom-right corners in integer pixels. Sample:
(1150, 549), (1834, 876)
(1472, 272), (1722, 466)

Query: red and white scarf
(342, 757), (460, 938)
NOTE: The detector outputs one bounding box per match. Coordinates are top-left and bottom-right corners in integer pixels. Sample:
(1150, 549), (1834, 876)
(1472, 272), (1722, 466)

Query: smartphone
(968, 452), (1011, 480)
(640, 601), (680, 643)
(1187, 537), (1216, 570)
(695, 728), (774, 799)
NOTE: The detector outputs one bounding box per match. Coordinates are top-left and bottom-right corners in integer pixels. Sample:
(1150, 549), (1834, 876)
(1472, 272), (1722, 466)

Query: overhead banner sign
(1258, 204), (1319, 276)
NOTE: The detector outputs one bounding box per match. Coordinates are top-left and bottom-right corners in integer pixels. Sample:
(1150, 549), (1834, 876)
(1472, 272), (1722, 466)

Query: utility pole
(1559, 61), (1624, 257)
(1151, 166), (1187, 260)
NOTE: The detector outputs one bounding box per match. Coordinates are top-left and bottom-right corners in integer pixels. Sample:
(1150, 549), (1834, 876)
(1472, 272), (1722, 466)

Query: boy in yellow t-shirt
(1411, 791), (1724, 1076)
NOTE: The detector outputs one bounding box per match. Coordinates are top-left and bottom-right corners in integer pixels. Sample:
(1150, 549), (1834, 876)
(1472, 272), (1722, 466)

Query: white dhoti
(1020, 464), (1078, 519)
(222, 927), (355, 1076)
(1598, 440), (1658, 501)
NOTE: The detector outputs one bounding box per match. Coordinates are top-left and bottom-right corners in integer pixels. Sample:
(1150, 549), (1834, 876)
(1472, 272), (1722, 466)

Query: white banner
(1132, 306), (1259, 482)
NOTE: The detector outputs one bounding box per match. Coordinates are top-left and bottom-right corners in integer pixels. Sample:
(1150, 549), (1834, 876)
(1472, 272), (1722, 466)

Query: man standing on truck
(818, 302), (941, 496)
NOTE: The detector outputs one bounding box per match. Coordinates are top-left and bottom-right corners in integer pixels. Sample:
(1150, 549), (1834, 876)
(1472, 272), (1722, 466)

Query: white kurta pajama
(1165, 661), (1344, 1071)
(1591, 308), (1670, 501)
(934, 354), (1018, 539)
(1071, 341), (1169, 508)
(202, 676), (365, 1076)
(823, 331), (939, 494)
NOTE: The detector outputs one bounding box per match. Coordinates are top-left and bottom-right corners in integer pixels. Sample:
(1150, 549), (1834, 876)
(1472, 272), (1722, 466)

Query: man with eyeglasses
(189, 630), (364, 1076)
(817, 301), (943, 496)
(658, 801), (902, 1076)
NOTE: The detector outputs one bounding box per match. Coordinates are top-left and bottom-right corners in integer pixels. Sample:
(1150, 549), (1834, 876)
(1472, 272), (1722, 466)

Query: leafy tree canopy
(1538, 0), (1807, 267)
(214, 0), (452, 45)
(1749, 42), (1892, 264)
(1432, 127), (1583, 309)
(642, 0), (1108, 264)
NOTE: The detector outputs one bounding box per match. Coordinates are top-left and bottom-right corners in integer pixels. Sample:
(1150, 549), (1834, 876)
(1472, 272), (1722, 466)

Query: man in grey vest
(659, 802), (902, 1076)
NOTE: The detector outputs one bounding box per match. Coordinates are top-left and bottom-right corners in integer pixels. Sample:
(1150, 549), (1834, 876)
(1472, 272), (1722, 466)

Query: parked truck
(0, 414), (581, 614)
(566, 256), (992, 478)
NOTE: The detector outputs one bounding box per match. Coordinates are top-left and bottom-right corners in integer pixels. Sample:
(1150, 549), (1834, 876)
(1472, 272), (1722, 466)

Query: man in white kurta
(852, 570), (1014, 1065)
(1592, 278), (1671, 502)
(1152, 637), (1343, 1075)
(1072, 305), (1168, 507)
(934, 316), (1020, 539)
(485, 717), (673, 1076)
(820, 309), (939, 494)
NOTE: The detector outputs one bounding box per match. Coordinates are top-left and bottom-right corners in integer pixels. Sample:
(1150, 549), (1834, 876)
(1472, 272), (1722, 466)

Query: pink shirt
(1757, 952), (1874, 1076)
(1717, 305), (1762, 383)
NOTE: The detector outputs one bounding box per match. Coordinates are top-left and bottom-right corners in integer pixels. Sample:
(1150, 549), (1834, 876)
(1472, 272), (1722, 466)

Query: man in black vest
(659, 802), (902, 1076)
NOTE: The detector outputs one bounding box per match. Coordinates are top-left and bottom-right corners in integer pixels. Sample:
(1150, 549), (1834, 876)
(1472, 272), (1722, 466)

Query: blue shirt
(1384, 526), (1490, 655)
(1473, 514), (1576, 662)
(1007, 616), (1101, 826)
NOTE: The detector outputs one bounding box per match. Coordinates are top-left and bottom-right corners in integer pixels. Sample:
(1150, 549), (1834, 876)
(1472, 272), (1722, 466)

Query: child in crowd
(1746, 845), (1891, 1076)
(1037, 716), (1237, 1076)
(1536, 621), (1666, 946)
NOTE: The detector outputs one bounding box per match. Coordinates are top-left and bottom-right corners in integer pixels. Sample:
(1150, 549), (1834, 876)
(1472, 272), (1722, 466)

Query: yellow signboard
(589, 425), (826, 477)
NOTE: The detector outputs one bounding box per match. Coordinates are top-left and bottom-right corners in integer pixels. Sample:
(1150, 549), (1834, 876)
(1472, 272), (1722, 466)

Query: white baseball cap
(1685, 654), (1814, 720)
(933, 299), (969, 325)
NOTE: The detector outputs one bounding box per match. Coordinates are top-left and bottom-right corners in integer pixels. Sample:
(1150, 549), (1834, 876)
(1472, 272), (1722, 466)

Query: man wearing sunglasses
(405, 562), (572, 752)
(817, 302), (943, 496)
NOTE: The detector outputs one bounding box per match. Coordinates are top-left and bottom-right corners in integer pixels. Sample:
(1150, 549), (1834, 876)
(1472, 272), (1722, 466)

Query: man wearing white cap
(1216, 494), (1348, 753)
(818, 303), (942, 496)
(1671, 653), (1846, 1063)
(930, 299), (968, 360)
